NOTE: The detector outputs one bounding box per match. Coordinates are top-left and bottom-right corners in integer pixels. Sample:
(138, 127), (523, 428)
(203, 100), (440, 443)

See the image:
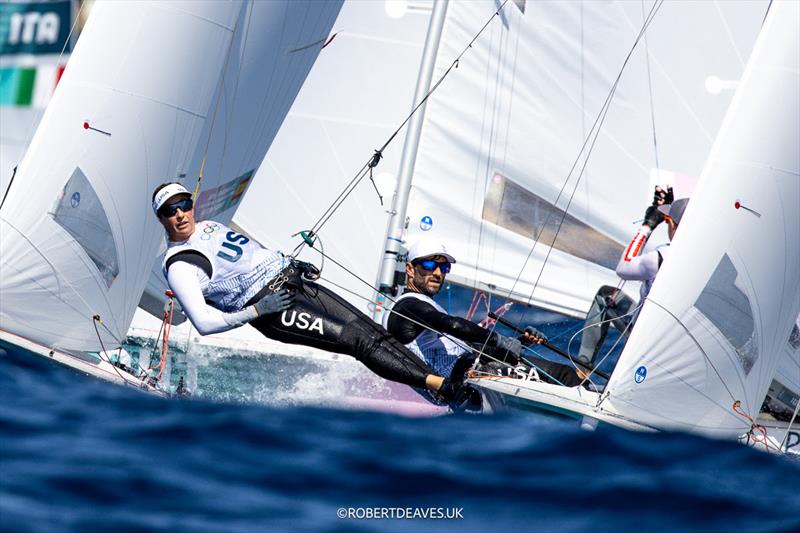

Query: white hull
(469, 376), (800, 456)
(0, 328), (165, 396)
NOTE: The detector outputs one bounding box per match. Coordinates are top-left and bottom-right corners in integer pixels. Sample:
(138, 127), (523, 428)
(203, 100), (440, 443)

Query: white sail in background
(401, 0), (767, 317)
(139, 0), (343, 319)
(0, 1), (245, 351)
(603, 0), (800, 439)
(234, 1), (432, 314)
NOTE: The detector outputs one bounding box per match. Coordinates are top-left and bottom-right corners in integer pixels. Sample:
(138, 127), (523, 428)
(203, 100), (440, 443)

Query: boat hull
(0, 328), (165, 396)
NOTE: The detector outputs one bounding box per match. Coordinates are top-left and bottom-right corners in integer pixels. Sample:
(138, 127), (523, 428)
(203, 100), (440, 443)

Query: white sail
(400, 0), (767, 317)
(138, 0), (343, 319)
(234, 1), (432, 314)
(603, 0), (800, 439)
(0, 1), (245, 351)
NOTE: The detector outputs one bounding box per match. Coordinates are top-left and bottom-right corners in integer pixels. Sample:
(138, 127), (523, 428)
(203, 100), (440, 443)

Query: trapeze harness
(162, 221), (437, 390)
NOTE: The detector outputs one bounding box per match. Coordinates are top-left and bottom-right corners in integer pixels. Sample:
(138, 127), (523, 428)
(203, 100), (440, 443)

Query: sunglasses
(158, 197), (193, 218)
(415, 259), (451, 274)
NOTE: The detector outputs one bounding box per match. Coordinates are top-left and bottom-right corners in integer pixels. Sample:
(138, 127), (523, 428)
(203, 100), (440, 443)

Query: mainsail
(602, 0), (800, 439)
(138, 0), (343, 320)
(396, 0), (767, 317)
(0, 1), (246, 351)
(233, 1), (431, 315)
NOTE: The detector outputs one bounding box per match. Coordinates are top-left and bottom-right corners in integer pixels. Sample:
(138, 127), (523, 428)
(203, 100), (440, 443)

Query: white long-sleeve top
(615, 226), (669, 302)
(166, 261), (257, 335)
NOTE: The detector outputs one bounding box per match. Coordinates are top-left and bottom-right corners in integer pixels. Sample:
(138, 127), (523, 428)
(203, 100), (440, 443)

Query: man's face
(666, 216), (678, 241)
(158, 194), (195, 241)
(406, 254), (451, 296)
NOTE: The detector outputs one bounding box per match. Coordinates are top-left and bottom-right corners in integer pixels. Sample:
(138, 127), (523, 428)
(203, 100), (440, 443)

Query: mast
(374, 0), (449, 304)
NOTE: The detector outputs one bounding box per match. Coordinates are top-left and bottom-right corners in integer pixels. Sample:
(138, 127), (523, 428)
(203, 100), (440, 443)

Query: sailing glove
(494, 333), (522, 358)
(643, 205), (665, 230)
(253, 289), (295, 316)
(653, 185), (673, 206)
(519, 325), (548, 345)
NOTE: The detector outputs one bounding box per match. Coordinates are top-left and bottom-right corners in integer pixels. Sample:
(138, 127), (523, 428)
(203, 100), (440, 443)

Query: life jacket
(162, 220), (288, 312)
(383, 291), (472, 378)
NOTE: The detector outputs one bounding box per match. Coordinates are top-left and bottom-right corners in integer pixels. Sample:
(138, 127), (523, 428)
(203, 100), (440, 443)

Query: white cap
(153, 183), (191, 215)
(406, 238), (456, 264)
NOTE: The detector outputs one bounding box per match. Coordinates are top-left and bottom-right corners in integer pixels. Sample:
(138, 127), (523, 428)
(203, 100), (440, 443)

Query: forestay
(602, 0), (800, 439)
(402, 0), (767, 317)
(0, 1), (244, 351)
(138, 0), (343, 320)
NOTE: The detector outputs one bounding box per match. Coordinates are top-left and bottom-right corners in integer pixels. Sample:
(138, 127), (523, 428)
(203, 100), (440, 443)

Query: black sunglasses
(414, 259), (451, 274)
(158, 197), (193, 218)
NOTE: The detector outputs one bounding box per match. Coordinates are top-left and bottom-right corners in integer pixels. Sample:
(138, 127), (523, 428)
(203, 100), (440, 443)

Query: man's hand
(643, 205), (665, 230)
(643, 185), (673, 230)
(253, 289), (295, 316)
(519, 325), (548, 345)
(653, 185), (673, 206)
(494, 333), (522, 358)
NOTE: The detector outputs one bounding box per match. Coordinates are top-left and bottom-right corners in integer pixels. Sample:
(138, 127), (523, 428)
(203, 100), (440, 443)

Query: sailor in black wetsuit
(152, 183), (458, 400)
(383, 239), (585, 405)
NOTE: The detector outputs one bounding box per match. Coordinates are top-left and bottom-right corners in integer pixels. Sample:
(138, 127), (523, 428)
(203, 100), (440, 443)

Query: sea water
(1, 341), (798, 532)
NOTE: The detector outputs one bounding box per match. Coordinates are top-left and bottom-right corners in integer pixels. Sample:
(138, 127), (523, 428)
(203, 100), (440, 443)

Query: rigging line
(567, 301), (644, 388)
(318, 272), (525, 376)
(761, 0), (774, 28)
(192, 0), (248, 200)
(92, 316), (141, 386)
(476, 0), (665, 359)
(476, 11), (512, 292)
(3, 0), (87, 210)
(605, 389), (751, 431)
(468, 10), (502, 290)
(713, 0), (745, 69)
(643, 298), (739, 404)
(240, 0), (290, 165)
(299, 0), (513, 246)
(306, 243), (523, 373)
(641, 0), (660, 169)
(0, 217), (118, 340)
(218, 0), (255, 179)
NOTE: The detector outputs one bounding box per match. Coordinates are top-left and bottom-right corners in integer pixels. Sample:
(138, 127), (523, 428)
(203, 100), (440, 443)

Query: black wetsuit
(387, 295), (583, 387)
(245, 264), (436, 390)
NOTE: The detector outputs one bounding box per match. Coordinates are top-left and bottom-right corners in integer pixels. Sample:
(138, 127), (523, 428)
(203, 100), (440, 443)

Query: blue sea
(2, 340), (799, 532)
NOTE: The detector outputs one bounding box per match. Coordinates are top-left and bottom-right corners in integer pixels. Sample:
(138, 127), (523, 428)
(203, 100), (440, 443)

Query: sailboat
(0, 0), (342, 392)
(366, 0), (797, 452)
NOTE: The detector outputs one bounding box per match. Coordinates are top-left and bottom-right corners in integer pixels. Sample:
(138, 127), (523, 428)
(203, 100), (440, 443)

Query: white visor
(153, 183), (191, 215)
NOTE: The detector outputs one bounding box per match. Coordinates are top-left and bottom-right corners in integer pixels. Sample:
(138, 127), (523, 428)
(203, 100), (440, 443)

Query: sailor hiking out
(578, 182), (691, 366)
(384, 238), (585, 407)
(153, 183), (463, 401)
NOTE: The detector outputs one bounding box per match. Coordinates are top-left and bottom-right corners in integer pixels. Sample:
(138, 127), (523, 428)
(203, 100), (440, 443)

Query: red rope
(157, 293), (175, 382)
(466, 291), (488, 322)
(732, 400), (776, 452)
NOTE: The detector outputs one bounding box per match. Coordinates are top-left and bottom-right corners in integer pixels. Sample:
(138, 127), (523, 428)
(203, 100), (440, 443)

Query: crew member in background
(577, 184), (690, 367)
(384, 239), (586, 406)
(152, 183), (461, 401)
